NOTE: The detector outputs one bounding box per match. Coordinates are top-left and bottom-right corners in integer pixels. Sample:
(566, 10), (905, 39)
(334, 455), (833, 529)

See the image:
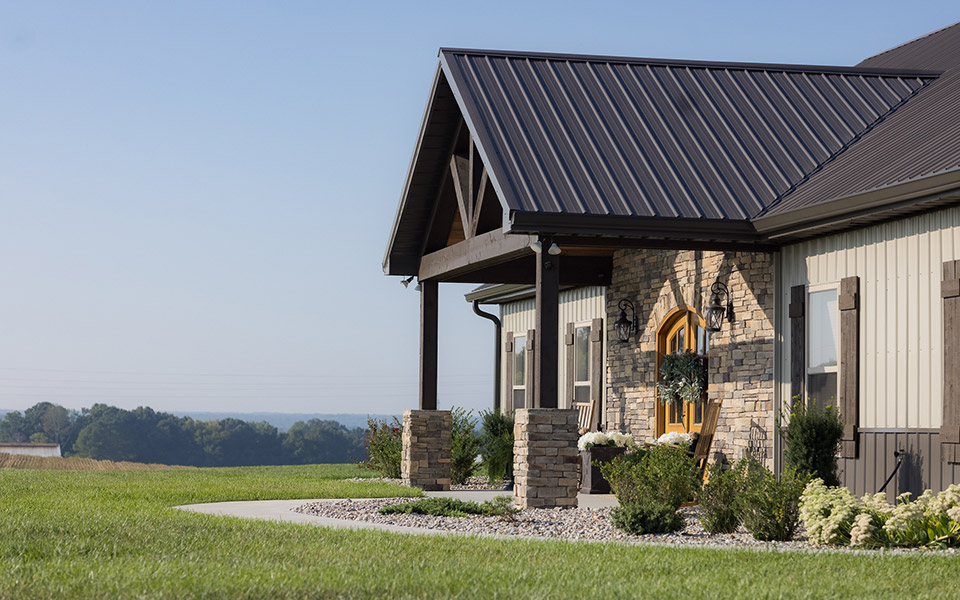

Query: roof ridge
(859, 21), (960, 65)
(753, 75), (940, 218)
(439, 48), (940, 78)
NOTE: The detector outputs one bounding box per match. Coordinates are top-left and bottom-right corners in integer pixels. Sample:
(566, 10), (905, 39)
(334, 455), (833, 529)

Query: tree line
(0, 402), (367, 466)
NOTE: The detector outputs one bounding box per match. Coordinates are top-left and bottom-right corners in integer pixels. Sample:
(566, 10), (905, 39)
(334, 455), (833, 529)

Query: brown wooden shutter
(564, 322), (575, 408)
(839, 276), (860, 459)
(789, 285), (806, 403)
(589, 317), (604, 431)
(525, 329), (536, 409)
(504, 332), (514, 413)
(942, 260), (960, 463)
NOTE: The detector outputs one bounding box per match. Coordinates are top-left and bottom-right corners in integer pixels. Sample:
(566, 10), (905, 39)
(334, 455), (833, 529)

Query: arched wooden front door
(656, 308), (709, 435)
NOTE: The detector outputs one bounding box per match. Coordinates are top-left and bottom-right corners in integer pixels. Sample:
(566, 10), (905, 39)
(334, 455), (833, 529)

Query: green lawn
(2, 465), (959, 599)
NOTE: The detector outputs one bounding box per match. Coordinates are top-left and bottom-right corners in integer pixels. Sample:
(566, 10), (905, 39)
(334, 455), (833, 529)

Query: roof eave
(753, 169), (960, 240)
(382, 63), (446, 276)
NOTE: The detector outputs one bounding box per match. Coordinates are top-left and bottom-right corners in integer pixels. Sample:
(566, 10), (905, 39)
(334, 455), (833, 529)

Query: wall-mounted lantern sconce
(614, 299), (639, 343)
(706, 281), (733, 332)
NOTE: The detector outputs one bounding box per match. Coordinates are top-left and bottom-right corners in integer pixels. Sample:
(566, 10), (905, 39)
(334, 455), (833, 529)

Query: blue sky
(0, 1), (956, 416)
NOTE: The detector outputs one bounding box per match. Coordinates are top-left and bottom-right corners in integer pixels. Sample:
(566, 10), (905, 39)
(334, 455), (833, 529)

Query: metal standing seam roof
(440, 49), (937, 222)
(759, 23), (960, 220)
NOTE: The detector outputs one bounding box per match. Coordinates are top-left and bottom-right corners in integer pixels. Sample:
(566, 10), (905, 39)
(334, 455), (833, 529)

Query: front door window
(658, 310), (708, 434)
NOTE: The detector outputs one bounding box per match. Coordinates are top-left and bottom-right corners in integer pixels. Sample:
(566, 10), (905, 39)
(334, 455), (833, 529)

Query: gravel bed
(294, 497), (960, 554)
(294, 497), (807, 549)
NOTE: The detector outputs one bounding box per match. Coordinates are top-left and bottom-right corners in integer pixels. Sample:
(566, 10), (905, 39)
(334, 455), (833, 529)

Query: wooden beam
(419, 229), (534, 281)
(449, 153), (472, 239)
(440, 255), (611, 285)
(419, 280), (439, 410)
(469, 168), (489, 237)
(535, 240), (559, 409)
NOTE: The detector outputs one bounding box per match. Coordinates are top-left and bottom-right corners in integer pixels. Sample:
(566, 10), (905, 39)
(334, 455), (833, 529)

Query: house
(383, 22), (960, 503)
(0, 443), (62, 458)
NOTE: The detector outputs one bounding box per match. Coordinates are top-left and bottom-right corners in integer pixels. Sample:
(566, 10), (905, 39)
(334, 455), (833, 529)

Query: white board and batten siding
(780, 205), (960, 430)
(501, 286), (606, 411)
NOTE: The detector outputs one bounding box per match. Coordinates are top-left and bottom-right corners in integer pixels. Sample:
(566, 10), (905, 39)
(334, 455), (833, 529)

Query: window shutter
(504, 332), (515, 413)
(839, 276), (860, 459)
(589, 317), (604, 431)
(564, 323), (575, 408)
(525, 329), (537, 409)
(789, 285), (805, 403)
(942, 260), (960, 463)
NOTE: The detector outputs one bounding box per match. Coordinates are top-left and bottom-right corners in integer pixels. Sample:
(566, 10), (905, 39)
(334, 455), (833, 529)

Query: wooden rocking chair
(573, 400), (595, 435)
(691, 400), (721, 477)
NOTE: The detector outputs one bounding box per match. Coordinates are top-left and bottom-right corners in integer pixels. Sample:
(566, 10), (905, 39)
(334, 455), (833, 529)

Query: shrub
(737, 460), (809, 542)
(610, 501), (684, 535)
(378, 495), (518, 519)
(780, 395), (844, 486)
(601, 445), (699, 510)
(479, 410), (514, 484)
(697, 462), (742, 534)
(358, 417), (402, 478)
(451, 407), (481, 485)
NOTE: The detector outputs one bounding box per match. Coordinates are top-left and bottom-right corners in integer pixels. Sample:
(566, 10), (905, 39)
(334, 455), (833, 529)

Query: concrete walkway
(175, 490), (618, 536)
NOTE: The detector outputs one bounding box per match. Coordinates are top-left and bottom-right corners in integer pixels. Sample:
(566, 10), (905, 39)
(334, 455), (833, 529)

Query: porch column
(419, 279), (438, 410)
(535, 238), (559, 408)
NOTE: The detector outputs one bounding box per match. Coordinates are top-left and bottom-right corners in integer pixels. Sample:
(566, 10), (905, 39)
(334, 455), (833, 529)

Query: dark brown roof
(385, 24), (960, 274)
(755, 23), (960, 234)
(441, 49), (933, 221)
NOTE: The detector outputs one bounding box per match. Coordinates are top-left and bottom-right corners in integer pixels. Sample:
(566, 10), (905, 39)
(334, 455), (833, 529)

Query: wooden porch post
(419, 279), (438, 410)
(535, 237), (559, 409)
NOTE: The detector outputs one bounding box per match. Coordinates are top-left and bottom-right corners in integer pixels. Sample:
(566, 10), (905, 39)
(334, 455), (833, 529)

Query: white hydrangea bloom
(654, 432), (692, 447)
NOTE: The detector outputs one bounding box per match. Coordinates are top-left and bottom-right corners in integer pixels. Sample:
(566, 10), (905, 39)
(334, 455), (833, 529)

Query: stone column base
(401, 409), (451, 491)
(513, 408), (579, 508)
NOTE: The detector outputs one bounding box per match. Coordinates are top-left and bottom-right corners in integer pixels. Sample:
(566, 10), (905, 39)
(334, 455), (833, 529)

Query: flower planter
(580, 446), (628, 494)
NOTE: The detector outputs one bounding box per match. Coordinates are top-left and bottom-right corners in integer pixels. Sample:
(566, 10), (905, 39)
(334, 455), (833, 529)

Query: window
(513, 335), (526, 409)
(573, 325), (591, 406)
(807, 286), (839, 409)
(657, 308), (709, 434)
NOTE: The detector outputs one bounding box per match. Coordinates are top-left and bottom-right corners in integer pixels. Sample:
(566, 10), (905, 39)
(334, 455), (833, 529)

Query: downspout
(472, 300), (502, 412)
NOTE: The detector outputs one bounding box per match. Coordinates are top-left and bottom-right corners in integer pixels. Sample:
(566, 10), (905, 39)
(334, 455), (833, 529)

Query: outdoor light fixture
(706, 280), (732, 332)
(529, 240), (543, 253)
(547, 242), (562, 256)
(400, 276), (415, 288)
(414, 281), (422, 292)
(614, 299), (639, 343)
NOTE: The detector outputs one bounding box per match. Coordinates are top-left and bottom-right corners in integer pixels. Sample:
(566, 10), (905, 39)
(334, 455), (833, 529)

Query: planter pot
(580, 446), (628, 494)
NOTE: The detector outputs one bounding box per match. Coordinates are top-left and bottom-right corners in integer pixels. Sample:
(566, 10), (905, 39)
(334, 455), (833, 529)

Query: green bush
(610, 501), (684, 535)
(780, 395), (844, 486)
(378, 495), (518, 519)
(479, 410), (514, 484)
(358, 417), (403, 478)
(451, 407), (481, 485)
(600, 445), (698, 510)
(736, 459), (809, 541)
(697, 462), (742, 534)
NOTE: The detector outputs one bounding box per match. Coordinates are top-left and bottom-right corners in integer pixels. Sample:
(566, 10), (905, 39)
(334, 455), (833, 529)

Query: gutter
(472, 301), (502, 412)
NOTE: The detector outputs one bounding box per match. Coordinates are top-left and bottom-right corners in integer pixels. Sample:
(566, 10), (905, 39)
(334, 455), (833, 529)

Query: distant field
(0, 452), (188, 471)
(2, 465), (959, 599)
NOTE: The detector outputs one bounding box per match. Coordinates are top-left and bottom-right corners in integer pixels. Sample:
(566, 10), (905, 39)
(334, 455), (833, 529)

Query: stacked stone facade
(605, 250), (776, 468)
(513, 409), (579, 508)
(401, 410), (452, 491)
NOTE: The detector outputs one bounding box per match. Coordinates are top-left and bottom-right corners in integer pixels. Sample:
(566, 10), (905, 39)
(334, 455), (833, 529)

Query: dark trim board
(839, 429), (960, 502)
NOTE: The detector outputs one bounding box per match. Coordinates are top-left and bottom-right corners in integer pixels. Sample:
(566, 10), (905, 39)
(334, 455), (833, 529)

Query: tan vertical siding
(500, 286), (606, 410)
(781, 206), (960, 429)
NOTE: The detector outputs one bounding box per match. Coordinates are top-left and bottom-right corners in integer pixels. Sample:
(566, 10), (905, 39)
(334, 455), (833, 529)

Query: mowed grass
(2, 466), (960, 599)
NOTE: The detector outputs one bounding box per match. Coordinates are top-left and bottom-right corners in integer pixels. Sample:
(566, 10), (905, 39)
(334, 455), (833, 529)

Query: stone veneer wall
(401, 409), (452, 491)
(605, 250), (776, 468)
(513, 408), (579, 508)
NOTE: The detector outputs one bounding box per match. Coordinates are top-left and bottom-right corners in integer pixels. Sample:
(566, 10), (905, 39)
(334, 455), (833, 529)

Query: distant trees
(0, 402), (367, 466)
